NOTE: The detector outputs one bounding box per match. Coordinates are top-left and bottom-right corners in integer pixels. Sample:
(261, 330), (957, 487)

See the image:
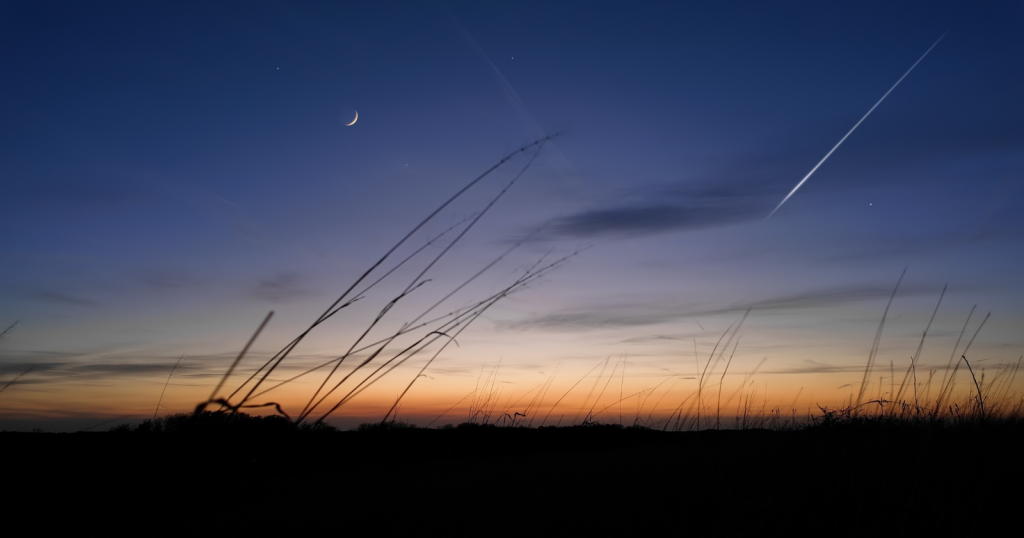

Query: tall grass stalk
(155, 356), (184, 420)
(541, 358), (605, 426)
(854, 268), (905, 412)
(188, 137), (572, 425)
(236, 137), (557, 410)
(934, 312), (990, 417)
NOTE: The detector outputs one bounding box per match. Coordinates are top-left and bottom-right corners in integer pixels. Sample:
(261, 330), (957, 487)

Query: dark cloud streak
(537, 180), (776, 240)
(29, 290), (98, 307)
(504, 284), (938, 331)
(251, 273), (308, 304)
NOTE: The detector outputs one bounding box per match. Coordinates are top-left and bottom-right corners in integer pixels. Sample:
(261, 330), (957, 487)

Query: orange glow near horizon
(2, 346), (1017, 430)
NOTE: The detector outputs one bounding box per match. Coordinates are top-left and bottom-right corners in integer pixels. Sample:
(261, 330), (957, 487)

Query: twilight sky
(2, 1), (1022, 429)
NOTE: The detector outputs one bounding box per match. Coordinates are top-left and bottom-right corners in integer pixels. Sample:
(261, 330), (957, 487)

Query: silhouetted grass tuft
(110, 411), (337, 435)
(356, 420), (418, 432)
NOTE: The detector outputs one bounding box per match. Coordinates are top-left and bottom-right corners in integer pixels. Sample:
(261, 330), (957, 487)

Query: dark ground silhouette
(4, 414), (1020, 535)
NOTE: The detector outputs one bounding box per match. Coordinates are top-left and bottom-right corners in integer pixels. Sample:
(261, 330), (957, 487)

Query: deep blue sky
(1, 1), (1022, 426)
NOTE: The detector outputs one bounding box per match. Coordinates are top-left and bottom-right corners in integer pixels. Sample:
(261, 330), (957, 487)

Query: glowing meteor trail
(766, 33), (947, 220)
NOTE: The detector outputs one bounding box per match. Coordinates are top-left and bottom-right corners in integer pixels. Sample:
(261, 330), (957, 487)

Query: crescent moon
(345, 110), (358, 126)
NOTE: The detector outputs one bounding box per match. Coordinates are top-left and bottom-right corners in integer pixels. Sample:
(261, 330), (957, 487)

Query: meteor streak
(766, 33), (947, 220)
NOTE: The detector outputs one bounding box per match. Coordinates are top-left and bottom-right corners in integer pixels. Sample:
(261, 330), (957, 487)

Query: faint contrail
(765, 32), (947, 220)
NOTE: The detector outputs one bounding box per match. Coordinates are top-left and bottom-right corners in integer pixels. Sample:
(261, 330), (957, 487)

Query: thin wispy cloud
(134, 269), (204, 291)
(29, 290), (98, 307)
(251, 273), (308, 304)
(7, 177), (150, 207)
(758, 360), (866, 375)
(503, 284), (936, 331)
(621, 334), (705, 344)
(0, 348), (383, 391)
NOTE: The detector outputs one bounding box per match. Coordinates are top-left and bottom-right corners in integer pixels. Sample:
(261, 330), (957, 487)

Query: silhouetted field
(4, 140), (1020, 535)
(4, 413), (1019, 535)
